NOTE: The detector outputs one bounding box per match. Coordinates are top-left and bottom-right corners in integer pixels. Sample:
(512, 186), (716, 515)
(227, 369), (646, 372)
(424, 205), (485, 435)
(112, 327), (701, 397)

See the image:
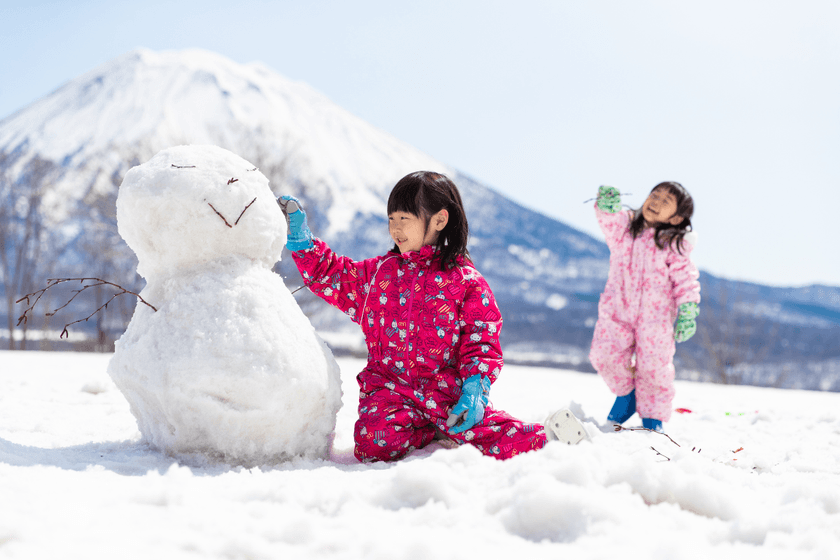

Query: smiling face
(388, 210), (448, 254)
(642, 187), (684, 227)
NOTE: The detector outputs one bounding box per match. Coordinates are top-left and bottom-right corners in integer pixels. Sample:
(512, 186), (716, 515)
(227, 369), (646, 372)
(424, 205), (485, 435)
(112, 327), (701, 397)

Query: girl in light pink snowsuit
(280, 172), (586, 463)
(590, 182), (700, 432)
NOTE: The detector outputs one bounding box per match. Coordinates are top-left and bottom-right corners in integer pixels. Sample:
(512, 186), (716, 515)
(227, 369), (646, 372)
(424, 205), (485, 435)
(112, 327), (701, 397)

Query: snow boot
(642, 418), (663, 432)
(607, 390), (636, 424)
(544, 409), (589, 445)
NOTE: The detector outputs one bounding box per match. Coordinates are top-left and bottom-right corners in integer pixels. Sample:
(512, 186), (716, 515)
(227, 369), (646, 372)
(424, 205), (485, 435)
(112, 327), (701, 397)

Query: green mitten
(674, 302), (699, 342)
(596, 185), (622, 213)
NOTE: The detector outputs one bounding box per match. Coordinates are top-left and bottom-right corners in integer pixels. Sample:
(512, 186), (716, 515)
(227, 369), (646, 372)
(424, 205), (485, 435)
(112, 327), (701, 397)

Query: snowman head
(117, 145), (286, 279)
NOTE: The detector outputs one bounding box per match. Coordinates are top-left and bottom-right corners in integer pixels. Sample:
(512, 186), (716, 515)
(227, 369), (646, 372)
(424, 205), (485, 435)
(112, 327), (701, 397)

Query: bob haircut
(630, 181), (695, 254)
(387, 171), (470, 268)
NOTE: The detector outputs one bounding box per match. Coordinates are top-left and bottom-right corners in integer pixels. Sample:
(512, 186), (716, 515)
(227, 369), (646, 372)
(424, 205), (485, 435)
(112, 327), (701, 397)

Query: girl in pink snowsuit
(590, 182), (700, 432)
(280, 172), (586, 462)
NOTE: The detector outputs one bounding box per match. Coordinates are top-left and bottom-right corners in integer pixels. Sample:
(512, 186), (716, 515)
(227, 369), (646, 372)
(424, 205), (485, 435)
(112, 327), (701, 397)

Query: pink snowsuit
(589, 206), (701, 422)
(292, 239), (547, 462)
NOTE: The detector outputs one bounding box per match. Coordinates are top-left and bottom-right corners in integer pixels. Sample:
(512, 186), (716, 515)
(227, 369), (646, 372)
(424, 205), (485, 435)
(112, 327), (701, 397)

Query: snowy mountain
(1, 48), (839, 388)
(0, 49), (608, 347)
(0, 48), (449, 229)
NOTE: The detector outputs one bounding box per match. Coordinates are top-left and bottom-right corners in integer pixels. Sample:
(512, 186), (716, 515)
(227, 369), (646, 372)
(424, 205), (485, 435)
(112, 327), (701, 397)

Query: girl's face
(389, 210), (447, 254)
(642, 188), (683, 227)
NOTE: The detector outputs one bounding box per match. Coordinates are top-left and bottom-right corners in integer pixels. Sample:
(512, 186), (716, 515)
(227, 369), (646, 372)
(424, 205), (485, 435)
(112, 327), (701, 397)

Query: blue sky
(2, 0), (838, 287)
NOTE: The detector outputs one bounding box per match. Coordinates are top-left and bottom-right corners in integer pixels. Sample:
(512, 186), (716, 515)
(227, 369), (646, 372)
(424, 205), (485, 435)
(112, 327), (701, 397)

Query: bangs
(387, 173), (427, 217)
(661, 185), (681, 201)
(652, 181), (693, 219)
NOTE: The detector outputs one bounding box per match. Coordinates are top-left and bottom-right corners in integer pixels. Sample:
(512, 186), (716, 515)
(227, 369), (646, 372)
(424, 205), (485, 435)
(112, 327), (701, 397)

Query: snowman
(107, 145), (342, 464)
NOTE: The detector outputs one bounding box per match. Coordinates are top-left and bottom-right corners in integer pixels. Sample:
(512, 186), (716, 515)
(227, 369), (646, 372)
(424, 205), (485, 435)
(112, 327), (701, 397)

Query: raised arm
(280, 195), (372, 323)
(594, 186), (632, 249)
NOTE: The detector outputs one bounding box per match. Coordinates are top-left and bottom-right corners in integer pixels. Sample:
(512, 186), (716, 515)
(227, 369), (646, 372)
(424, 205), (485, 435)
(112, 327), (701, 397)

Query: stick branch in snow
(227, 177), (239, 185)
(16, 278), (157, 339)
(171, 164), (196, 168)
(650, 446), (671, 461)
(614, 424), (681, 447)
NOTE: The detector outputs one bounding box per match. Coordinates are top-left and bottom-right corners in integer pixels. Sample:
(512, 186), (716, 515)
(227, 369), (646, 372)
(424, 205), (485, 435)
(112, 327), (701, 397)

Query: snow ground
(1, 351), (839, 560)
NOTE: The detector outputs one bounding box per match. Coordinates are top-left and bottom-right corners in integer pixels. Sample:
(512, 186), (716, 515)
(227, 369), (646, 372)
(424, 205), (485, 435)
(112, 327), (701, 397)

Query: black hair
(386, 171), (470, 268)
(629, 181), (695, 254)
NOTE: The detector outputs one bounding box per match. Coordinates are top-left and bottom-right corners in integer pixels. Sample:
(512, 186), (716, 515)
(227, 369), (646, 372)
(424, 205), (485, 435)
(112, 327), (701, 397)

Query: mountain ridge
(2, 47), (839, 390)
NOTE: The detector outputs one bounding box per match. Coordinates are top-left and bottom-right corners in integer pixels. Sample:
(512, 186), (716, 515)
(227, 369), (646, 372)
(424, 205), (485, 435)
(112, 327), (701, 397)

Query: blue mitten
(596, 185), (622, 213)
(674, 302), (699, 342)
(278, 195), (313, 251)
(446, 374), (490, 435)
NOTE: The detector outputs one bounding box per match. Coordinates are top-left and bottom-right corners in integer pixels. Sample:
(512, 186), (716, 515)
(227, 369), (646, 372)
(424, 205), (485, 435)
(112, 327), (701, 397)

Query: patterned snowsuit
(590, 206), (701, 422)
(292, 239), (547, 462)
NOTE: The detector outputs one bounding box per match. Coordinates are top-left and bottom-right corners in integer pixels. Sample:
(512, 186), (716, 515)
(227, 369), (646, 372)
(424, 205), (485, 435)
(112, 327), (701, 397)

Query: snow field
(1, 350), (839, 559)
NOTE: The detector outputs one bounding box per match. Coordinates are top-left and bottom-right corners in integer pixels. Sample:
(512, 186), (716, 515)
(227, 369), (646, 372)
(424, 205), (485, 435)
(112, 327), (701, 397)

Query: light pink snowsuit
(292, 239), (546, 462)
(589, 206), (701, 421)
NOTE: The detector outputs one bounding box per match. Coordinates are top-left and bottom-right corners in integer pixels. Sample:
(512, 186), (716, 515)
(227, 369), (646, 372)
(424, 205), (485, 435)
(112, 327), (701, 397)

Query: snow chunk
(546, 293), (568, 310)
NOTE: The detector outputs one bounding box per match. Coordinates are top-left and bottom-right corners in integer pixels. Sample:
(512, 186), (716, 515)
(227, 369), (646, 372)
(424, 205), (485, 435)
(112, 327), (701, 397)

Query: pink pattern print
(589, 206), (701, 422)
(293, 239), (546, 462)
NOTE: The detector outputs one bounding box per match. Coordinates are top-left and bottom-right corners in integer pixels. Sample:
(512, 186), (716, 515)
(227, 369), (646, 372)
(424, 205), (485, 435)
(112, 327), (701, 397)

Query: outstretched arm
(280, 195), (373, 323)
(594, 186), (632, 250)
(278, 195), (313, 252)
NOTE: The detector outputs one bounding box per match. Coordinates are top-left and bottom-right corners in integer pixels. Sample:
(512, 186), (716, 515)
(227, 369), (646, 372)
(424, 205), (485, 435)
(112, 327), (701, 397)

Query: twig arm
(15, 277), (157, 338)
(614, 424), (682, 447)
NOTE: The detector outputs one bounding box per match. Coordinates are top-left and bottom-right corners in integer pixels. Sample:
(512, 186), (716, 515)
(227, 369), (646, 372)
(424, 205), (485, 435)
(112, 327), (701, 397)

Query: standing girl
(590, 182), (700, 432)
(280, 171), (586, 463)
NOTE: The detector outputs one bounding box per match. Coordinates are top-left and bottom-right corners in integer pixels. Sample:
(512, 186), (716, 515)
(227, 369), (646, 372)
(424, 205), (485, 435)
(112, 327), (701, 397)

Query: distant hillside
(2, 48), (838, 390)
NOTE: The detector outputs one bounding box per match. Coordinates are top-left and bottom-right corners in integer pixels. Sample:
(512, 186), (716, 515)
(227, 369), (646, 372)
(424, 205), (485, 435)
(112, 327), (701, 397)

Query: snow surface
(2, 351), (839, 559)
(108, 145), (342, 463)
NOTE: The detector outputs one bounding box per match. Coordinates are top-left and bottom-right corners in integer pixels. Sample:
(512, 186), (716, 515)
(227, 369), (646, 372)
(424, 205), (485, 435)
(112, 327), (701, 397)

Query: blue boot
(642, 418), (663, 432)
(607, 390), (636, 424)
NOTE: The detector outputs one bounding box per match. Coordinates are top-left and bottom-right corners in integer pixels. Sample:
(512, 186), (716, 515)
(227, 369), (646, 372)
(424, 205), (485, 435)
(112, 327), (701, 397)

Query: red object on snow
(675, 407), (693, 414)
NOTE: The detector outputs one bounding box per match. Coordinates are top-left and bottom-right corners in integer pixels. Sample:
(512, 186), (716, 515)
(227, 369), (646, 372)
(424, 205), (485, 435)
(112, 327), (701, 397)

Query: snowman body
(108, 145), (342, 463)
